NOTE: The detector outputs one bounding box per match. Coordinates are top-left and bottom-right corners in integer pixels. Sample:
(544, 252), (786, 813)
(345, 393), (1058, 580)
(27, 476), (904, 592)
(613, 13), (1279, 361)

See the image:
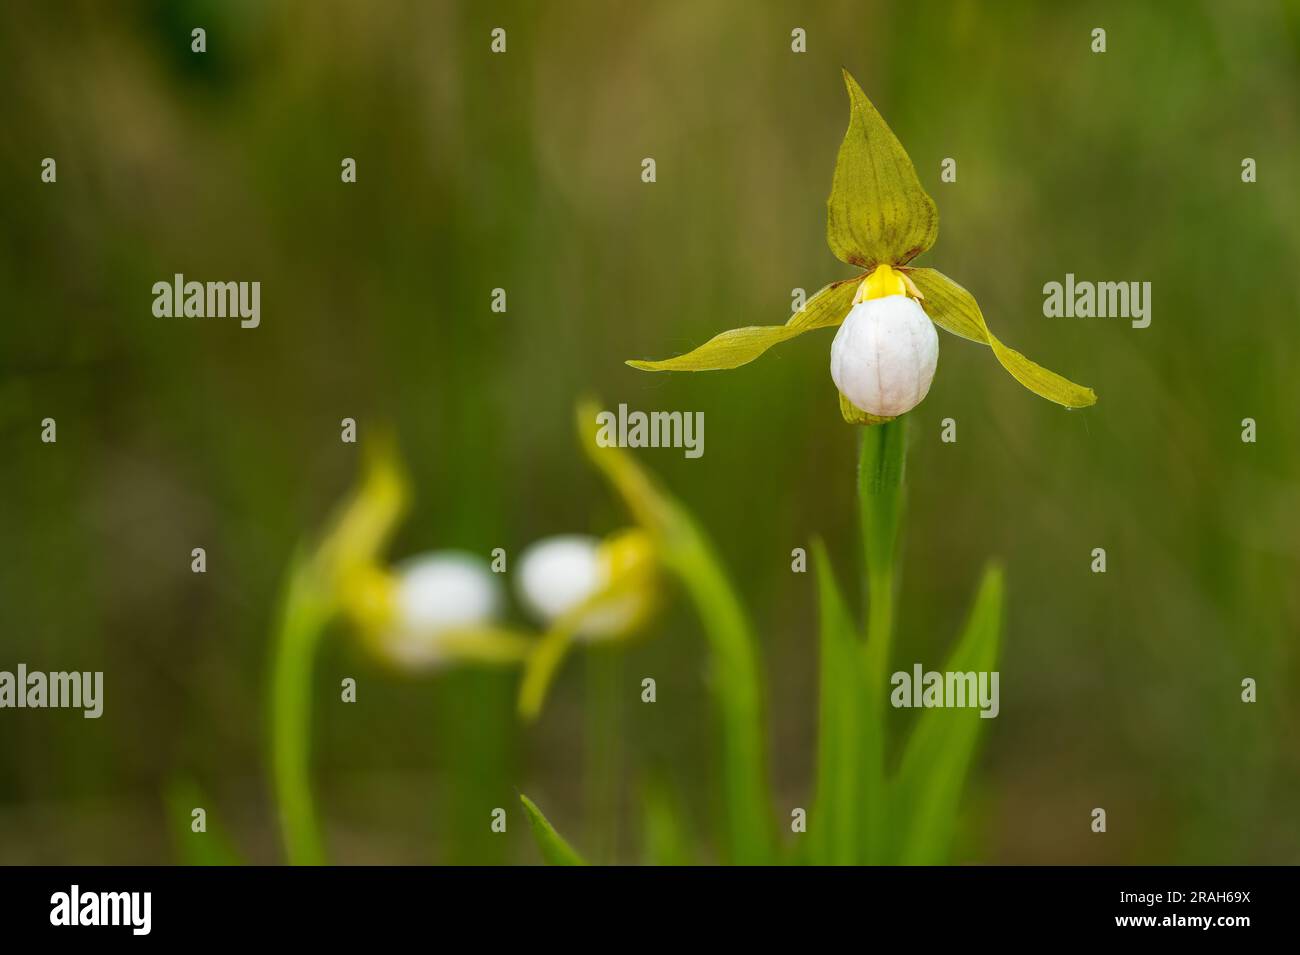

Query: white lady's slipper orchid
(830, 263), (939, 418)
(517, 531), (655, 641)
(347, 551), (506, 669)
(625, 71), (1097, 419)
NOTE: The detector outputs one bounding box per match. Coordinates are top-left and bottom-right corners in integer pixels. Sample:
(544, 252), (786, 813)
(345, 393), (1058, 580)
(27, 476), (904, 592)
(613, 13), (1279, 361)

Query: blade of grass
(858, 416), (908, 864)
(809, 538), (864, 865)
(664, 528), (774, 864)
(520, 794), (588, 866)
(165, 779), (244, 866)
(641, 775), (694, 866)
(891, 564), (1004, 864)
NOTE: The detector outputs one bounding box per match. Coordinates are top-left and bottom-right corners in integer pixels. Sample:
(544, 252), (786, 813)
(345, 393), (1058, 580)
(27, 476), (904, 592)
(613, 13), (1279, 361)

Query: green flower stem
(586, 649), (622, 863)
(858, 416), (908, 863)
(269, 560), (332, 866)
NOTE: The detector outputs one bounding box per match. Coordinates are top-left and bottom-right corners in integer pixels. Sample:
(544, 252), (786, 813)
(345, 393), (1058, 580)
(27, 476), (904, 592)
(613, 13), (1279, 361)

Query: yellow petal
(839, 390), (896, 426)
(827, 70), (939, 269)
(907, 267), (1098, 409)
(312, 433), (410, 592)
(626, 278), (858, 372)
(436, 627), (535, 664)
(516, 622), (578, 721)
(516, 559), (654, 721)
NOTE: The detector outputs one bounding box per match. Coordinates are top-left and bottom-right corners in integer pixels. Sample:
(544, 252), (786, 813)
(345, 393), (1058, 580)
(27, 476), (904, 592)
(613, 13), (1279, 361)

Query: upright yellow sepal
(312, 434), (410, 599)
(827, 70), (939, 269)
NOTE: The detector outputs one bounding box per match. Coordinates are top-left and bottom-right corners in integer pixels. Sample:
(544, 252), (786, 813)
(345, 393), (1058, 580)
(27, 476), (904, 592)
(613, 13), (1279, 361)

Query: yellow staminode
(855, 263), (908, 303)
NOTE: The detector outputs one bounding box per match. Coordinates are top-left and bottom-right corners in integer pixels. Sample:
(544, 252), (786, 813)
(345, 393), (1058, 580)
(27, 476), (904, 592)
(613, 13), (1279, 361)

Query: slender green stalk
(857, 417), (908, 863)
(269, 561), (331, 866)
(586, 649), (622, 863)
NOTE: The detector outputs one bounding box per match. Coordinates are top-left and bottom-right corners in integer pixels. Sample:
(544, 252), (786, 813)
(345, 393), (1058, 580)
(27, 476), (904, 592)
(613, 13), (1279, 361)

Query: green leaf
(839, 389), (895, 426)
(827, 70), (939, 269)
(577, 403), (774, 864)
(165, 780), (245, 866)
(809, 539), (865, 865)
(625, 278), (858, 372)
(907, 267), (1098, 409)
(435, 627), (535, 665)
(891, 564), (1004, 865)
(520, 794), (588, 866)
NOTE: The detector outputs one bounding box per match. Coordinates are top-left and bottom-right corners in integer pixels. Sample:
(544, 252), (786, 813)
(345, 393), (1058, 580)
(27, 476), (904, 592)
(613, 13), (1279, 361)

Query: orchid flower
(626, 70), (1097, 424)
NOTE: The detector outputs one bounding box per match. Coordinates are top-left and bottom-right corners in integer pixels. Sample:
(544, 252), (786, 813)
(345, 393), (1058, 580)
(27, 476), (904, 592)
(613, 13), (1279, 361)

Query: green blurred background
(2, 0), (1297, 864)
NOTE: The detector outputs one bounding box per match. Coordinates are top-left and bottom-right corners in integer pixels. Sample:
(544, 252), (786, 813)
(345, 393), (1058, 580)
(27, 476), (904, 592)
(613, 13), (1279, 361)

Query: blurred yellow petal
(339, 564), (399, 637)
(517, 560), (654, 721)
(625, 278), (858, 372)
(436, 627), (536, 665)
(312, 433), (410, 592)
(517, 624), (577, 721)
(827, 70), (939, 269)
(908, 268), (1098, 409)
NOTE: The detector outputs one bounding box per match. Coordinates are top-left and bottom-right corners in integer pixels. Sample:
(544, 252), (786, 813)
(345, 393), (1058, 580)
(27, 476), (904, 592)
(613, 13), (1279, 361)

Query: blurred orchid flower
(515, 407), (671, 721)
(515, 528), (660, 720)
(516, 533), (657, 640)
(344, 553), (533, 670)
(318, 439), (533, 671)
(271, 436), (532, 864)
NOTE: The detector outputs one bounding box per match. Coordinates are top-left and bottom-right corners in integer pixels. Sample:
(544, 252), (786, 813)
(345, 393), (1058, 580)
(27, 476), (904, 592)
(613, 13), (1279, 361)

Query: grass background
(1, 0), (1297, 863)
